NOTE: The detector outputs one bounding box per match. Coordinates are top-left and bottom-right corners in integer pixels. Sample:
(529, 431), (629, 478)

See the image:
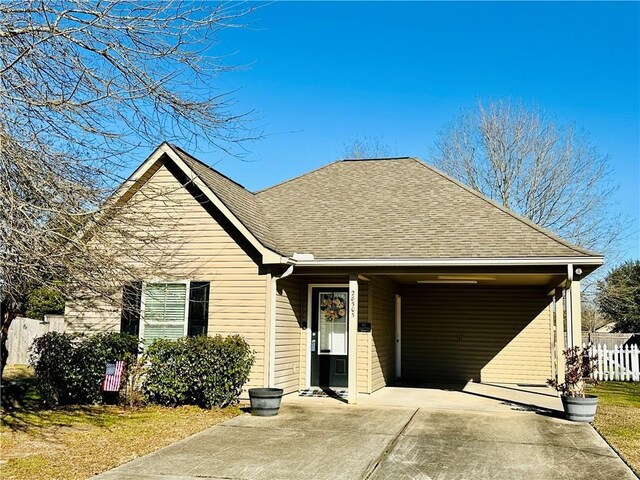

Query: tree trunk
(1, 299), (18, 380)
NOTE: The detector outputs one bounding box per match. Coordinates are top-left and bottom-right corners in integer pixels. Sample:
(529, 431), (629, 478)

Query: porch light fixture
(417, 280), (478, 284)
(437, 275), (497, 281)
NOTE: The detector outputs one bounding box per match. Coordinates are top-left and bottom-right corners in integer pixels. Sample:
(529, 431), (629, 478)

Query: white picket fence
(584, 343), (640, 382)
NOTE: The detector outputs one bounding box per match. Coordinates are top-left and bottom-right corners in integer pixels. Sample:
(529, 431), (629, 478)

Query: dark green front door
(310, 288), (349, 388)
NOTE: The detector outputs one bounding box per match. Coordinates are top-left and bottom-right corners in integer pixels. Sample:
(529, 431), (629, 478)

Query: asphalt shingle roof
(167, 145), (597, 260)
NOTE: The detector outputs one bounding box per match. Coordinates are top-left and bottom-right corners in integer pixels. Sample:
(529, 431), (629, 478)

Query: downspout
(268, 264), (294, 388)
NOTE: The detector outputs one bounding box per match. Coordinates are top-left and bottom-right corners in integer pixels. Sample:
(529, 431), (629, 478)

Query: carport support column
(348, 274), (359, 404)
(554, 288), (565, 383)
(569, 278), (582, 348)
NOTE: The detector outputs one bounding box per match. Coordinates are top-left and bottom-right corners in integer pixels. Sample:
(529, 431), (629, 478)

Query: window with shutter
(188, 282), (210, 336)
(142, 282), (188, 343)
(120, 282), (142, 336)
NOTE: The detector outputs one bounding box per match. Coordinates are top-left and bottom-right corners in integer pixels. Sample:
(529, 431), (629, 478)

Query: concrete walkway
(95, 401), (637, 480)
(284, 382), (564, 412)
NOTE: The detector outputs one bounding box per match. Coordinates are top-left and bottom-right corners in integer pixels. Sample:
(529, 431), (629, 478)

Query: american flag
(102, 361), (125, 392)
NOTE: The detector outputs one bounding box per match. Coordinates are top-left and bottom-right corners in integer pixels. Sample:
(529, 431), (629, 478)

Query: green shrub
(143, 334), (254, 408)
(30, 332), (139, 406)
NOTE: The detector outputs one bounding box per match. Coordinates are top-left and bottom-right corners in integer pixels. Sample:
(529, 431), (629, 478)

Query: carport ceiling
(386, 273), (564, 286)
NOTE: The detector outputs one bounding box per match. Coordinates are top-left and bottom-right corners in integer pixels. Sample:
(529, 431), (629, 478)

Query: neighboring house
(595, 322), (616, 333)
(65, 143), (603, 403)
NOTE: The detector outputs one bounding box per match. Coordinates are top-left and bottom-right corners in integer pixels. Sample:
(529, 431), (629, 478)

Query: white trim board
(291, 256), (604, 267)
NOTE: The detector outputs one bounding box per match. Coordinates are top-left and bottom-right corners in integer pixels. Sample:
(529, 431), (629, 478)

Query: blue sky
(179, 1), (639, 262)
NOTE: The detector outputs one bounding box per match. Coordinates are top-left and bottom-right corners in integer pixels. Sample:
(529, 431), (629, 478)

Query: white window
(318, 292), (348, 355)
(141, 282), (188, 344)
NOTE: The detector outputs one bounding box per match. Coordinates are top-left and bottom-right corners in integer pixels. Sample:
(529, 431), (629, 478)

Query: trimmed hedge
(143, 334), (254, 408)
(30, 332), (139, 406)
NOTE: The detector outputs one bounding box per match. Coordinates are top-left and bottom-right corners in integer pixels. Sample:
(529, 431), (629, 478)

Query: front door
(310, 288), (349, 388)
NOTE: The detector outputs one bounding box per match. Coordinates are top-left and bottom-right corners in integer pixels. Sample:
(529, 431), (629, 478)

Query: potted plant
(547, 346), (598, 422)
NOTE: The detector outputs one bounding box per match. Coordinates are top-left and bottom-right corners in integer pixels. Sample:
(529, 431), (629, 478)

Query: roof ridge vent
(292, 252), (315, 261)
(341, 156), (413, 162)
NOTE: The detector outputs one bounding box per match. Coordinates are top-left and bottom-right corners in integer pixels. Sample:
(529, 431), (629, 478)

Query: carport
(274, 260), (596, 405)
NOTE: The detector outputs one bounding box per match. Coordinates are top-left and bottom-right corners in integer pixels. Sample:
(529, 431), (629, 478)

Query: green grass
(587, 382), (640, 476)
(1, 365), (33, 382)
(1, 365), (241, 480)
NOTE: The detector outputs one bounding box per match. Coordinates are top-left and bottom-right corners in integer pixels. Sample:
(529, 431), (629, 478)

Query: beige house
(66, 143), (603, 403)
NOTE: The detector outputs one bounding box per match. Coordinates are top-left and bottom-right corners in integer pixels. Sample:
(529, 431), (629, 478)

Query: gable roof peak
(165, 142), (250, 191)
(158, 142), (281, 256)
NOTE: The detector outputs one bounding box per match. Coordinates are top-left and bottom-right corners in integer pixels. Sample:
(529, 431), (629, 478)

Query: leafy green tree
(26, 286), (65, 320)
(596, 260), (640, 333)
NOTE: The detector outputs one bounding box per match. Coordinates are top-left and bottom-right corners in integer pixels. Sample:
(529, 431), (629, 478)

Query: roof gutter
(286, 256), (604, 267)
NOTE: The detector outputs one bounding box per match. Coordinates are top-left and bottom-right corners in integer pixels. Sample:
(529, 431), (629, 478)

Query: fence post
(597, 344), (602, 381)
(624, 345), (630, 381)
(609, 345), (614, 381)
(618, 344), (623, 381)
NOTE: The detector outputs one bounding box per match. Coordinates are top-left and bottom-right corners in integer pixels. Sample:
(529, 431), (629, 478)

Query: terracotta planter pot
(561, 394), (598, 422)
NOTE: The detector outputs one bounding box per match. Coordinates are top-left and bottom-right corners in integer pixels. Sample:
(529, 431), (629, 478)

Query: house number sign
(350, 290), (357, 318)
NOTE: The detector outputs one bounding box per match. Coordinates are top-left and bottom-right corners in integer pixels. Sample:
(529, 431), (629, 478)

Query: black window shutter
(120, 281), (142, 336)
(188, 282), (210, 336)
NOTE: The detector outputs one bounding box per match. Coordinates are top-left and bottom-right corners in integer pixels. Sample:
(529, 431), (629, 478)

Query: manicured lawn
(587, 382), (640, 476)
(1, 365), (241, 480)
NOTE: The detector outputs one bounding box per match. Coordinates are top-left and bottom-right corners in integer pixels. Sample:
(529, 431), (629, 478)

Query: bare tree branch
(0, 0), (257, 375)
(342, 136), (397, 159)
(432, 99), (625, 259)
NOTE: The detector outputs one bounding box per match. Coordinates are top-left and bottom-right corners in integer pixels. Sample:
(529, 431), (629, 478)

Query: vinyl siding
(370, 276), (397, 392)
(64, 302), (121, 334)
(65, 161), (269, 389)
(401, 285), (553, 384)
(274, 276), (304, 394)
(63, 164), (165, 334)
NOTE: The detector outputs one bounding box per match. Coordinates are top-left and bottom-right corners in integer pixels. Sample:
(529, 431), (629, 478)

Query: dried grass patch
(1, 404), (240, 480)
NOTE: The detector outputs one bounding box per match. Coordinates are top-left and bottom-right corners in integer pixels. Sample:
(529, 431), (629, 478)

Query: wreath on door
(320, 294), (346, 322)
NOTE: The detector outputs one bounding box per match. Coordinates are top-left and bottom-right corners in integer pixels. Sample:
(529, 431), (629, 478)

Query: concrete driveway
(95, 402), (636, 480)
